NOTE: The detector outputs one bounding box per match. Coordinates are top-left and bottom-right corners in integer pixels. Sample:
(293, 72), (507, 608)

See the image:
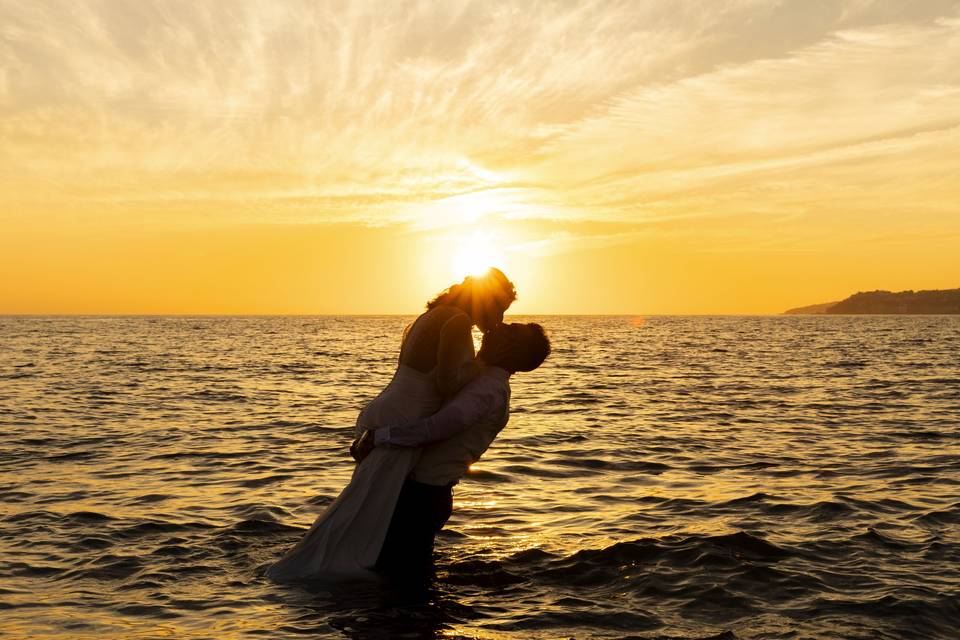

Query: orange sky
(2, 1), (959, 314)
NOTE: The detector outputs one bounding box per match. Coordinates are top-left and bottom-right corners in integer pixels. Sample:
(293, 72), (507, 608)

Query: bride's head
(426, 267), (517, 332)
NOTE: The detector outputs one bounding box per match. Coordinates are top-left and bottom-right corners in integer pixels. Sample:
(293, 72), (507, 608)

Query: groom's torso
(410, 370), (511, 486)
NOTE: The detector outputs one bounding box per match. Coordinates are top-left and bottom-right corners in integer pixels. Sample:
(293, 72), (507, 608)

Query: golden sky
(2, 1), (959, 314)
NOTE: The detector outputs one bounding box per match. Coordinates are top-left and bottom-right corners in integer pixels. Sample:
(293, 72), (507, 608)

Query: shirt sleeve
(374, 377), (495, 447)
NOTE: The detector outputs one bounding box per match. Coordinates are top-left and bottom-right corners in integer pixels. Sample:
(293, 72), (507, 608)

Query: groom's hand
(350, 430), (376, 463)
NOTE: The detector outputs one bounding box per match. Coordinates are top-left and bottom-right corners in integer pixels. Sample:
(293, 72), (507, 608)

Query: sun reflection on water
(2, 315), (958, 639)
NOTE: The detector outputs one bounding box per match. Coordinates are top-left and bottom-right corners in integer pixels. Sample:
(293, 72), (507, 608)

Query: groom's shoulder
(474, 366), (510, 397)
(480, 366), (510, 384)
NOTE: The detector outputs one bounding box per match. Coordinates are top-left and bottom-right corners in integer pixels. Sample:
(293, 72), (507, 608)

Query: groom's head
(479, 323), (551, 373)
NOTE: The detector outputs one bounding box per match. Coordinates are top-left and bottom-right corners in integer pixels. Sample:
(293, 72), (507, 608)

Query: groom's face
(479, 324), (531, 371)
(478, 324), (509, 362)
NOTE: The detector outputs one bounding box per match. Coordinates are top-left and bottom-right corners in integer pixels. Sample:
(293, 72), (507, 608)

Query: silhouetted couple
(266, 268), (550, 582)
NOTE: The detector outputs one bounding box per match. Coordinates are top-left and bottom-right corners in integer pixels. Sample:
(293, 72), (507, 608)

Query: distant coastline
(785, 288), (960, 314)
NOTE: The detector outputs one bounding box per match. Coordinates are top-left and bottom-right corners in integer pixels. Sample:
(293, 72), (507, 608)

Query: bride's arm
(436, 312), (479, 397)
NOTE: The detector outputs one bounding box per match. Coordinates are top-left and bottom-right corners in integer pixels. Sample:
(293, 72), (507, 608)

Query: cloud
(1, 0), (959, 241)
(534, 19), (960, 200)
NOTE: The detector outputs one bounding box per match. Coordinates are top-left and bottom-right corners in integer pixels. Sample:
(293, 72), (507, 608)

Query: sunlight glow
(3, 2), (959, 314)
(451, 231), (507, 280)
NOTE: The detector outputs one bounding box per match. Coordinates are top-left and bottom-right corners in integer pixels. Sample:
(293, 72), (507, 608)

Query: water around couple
(1, 315), (958, 638)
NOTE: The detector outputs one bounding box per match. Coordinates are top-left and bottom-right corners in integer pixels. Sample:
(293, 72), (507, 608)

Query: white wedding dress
(265, 308), (472, 580)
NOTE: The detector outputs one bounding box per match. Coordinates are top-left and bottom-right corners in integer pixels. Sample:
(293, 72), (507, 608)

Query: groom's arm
(373, 378), (497, 448)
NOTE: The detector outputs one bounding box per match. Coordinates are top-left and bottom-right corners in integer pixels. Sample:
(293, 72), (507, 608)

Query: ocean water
(1, 315), (958, 640)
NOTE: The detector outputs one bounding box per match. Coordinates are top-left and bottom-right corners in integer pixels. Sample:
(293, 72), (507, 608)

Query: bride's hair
(426, 267), (517, 314)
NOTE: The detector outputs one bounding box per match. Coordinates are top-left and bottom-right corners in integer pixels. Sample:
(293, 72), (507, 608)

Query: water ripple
(1, 315), (958, 639)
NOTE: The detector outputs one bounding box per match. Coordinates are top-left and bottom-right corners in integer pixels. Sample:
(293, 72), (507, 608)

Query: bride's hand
(350, 430), (376, 463)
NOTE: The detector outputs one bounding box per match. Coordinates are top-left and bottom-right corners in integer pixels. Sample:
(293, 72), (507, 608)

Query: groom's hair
(510, 323), (551, 372)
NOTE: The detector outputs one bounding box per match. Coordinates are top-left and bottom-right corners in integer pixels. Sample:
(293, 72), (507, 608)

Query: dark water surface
(1, 315), (958, 639)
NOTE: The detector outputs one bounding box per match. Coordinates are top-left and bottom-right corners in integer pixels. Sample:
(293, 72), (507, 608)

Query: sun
(451, 231), (507, 280)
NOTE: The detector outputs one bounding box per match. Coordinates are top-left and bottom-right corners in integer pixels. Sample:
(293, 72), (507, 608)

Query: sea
(1, 315), (958, 639)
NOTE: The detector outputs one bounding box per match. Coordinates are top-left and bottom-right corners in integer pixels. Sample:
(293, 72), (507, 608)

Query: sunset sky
(2, 1), (959, 314)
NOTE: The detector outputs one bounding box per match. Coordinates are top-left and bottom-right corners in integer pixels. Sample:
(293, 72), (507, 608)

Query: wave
(4, 315), (960, 639)
(446, 531), (795, 589)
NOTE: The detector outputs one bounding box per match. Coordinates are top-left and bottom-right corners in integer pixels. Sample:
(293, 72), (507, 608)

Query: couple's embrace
(266, 268), (550, 581)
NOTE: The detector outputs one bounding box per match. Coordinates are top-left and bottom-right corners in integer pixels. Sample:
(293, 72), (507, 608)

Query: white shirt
(374, 366), (511, 486)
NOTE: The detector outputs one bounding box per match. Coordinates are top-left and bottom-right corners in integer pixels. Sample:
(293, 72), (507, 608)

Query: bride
(265, 268), (516, 580)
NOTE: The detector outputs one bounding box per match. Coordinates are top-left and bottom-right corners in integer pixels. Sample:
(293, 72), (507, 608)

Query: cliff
(784, 288), (960, 314)
(784, 301), (839, 315)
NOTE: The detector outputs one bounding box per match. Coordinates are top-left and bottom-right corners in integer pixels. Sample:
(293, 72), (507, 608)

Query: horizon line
(1, 311), (788, 317)
(0, 311), (938, 318)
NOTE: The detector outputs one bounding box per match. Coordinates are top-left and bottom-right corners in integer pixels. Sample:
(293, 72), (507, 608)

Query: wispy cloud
(1, 0), (959, 247)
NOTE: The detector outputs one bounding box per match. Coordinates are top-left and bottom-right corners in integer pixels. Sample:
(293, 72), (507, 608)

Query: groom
(351, 322), (551, 576)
